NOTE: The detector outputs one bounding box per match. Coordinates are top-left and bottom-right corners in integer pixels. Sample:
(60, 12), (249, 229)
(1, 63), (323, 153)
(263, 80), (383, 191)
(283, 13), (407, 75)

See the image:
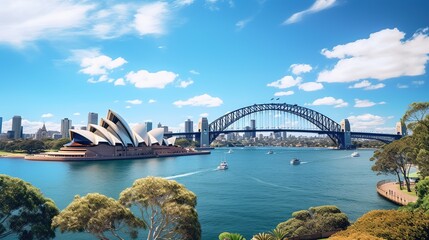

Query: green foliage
(119, 176), (201, 240)
(276, 205), (349, 238)
(0, 174), (59, 240)
(331, 209), (429, 240)
(174, 139), (198, 148)
(401, 177), (429, 213)
(251, 232), (274, 240)
(52, 193), (144, 240)
(219, 232), (246, 240)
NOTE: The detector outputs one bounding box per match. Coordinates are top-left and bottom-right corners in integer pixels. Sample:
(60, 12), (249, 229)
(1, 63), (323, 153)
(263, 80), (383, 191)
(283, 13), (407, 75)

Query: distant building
(35, 123), (49, 140)
(157, 122), (162, 128)
(198, 117), (209, 147)
(145, 121), (153, 132)
(88, 112), (98, 128)
(0, 116), (2, 133)
(244, 126), (252, 139)
(12, 115), (22, 139)
(81, 126), (87, 130)
(250, 119), (256, 138)
(61, 118), (72, 139)
(185, 119), (193, 141)
(7, 131), (14, 139)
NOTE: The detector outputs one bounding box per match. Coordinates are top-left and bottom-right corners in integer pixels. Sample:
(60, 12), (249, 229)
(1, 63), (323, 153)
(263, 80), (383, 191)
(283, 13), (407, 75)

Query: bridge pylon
(340, 119), (354, 149)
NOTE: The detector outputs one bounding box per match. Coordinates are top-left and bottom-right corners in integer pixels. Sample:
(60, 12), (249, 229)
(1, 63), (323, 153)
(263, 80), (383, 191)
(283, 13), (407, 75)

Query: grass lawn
(0, 150), (27, 157)
(396, 184), (417, 197)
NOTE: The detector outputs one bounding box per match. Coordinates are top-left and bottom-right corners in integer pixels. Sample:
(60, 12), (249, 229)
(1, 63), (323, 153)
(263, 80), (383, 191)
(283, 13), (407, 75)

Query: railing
(376, 180), (417, 206)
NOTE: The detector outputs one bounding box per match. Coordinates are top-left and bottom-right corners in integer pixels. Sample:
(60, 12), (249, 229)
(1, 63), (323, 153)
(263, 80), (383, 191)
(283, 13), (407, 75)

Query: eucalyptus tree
(119, 177), (201, 240)
(52, 193), (144, 240)
(0, 174), (59, 240)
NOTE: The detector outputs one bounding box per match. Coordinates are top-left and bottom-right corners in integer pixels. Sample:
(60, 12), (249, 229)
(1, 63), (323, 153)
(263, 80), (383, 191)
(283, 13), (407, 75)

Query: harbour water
(0, 147), (397, 239)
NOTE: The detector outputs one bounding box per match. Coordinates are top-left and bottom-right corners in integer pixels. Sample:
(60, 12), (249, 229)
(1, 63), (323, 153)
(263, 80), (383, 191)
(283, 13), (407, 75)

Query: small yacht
(290, 158), (300, 165)
(226, 149), (233, 154)
(267, 150), (274, 154)
(351, 152), (360, 157)
(217, 161), (228, 170)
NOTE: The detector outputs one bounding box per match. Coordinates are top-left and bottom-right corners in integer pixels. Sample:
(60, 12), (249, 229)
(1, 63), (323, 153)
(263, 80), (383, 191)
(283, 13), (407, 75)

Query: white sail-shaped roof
(89, 124), (123, 146)
(100, 118), (134, 146)
(132, 123), (147, 145)
(70, 129), (108, 145)
(107, 110), (138, 147)
(166, 136), (177, 146)
(148, 128), (164, 146)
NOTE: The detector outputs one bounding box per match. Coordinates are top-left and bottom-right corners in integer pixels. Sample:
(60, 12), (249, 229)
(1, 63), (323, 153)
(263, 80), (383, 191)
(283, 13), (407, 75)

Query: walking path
(376, 180), (417, 206)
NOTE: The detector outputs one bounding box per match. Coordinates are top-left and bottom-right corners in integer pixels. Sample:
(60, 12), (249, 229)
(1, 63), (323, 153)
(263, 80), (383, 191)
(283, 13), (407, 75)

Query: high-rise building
(88, 112), (98, 127)
(198, 117), (209, 147)
(12, 116), (22, 139)
(61, 118), (72, 139)
(0, 116), (2, 133)
(145, 121), (153, 132)
(185, 119), (193, 141)
(250, 119), (256, 138)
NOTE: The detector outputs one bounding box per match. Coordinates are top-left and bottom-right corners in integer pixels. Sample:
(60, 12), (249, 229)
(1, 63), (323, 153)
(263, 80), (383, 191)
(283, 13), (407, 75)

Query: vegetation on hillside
(0, 138), (70, 154)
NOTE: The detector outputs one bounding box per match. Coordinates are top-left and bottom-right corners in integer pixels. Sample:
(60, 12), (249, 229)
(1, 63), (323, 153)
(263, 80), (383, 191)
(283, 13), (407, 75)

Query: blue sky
(1, 0), (428, 134)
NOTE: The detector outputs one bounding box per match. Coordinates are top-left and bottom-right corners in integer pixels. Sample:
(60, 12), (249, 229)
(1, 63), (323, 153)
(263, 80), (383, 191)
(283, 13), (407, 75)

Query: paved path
(377, 180), (417, 206)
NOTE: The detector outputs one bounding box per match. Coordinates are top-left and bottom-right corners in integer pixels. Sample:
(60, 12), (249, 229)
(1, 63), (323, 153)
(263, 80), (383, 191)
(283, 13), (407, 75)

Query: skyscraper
(250, 119), (256, 138)
(198, 117), (209, 147)
(185, 119), (193, 141)
(0, 117), (2, 134)
(87, 112), (98, 127)
(145, 121), (153, 132)
(12, 116), (22, 139)
(61, 118), (72, 139)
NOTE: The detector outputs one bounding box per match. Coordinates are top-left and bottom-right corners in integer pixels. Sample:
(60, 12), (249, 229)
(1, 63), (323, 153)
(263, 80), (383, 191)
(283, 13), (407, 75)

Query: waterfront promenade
(377, 180), (417, 206)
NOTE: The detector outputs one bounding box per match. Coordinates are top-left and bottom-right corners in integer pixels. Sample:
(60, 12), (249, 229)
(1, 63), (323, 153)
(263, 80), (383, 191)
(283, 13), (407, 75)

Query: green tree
(0, 174), (59, 240)
(276, 205), (349, 238)
(219, 232), (246, 240)
(119, 177), (201, 240)
(371, 137), (416, 191)
(19, 140), (45, 154)
(331, 209), (429, 240)
(52, 193), (144, 240)
(402, 177), (429, 212)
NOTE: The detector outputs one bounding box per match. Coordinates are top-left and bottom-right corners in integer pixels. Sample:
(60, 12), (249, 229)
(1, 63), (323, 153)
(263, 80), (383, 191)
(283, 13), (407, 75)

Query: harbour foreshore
(376, 180), (417, 206)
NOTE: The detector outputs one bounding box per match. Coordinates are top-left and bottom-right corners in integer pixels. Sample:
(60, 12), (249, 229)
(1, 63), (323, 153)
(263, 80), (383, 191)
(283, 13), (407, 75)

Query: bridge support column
(198, 117), (210, 147)
(340, 119), (353, 149)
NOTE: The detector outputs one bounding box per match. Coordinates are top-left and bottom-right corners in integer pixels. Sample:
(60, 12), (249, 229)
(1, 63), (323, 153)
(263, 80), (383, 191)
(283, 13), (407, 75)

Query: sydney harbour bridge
(165, 103), (404, 149)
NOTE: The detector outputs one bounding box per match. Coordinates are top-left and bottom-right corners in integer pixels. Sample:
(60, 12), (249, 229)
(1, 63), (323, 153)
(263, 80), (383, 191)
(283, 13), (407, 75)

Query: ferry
(217, 161), (228, 170)
(351, 152), (360, 157)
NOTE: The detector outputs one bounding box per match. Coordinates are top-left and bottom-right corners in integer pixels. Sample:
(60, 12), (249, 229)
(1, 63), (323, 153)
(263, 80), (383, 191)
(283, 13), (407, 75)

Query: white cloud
(348, 80), (386, 90)
(91, 4), (134, 39)
(88, 75), (112, 83)
(148, 99), (156, 103)
(134, 2), (170, 36)
(125, 70), (178, 89)
(200, 113), (209, 117)
(114, 78), (126, 86)
(125, 106), (131, 109)
(179, 79), (194, 88)
(173, 94), (223, 108)
(267, 76), (301, 89)
(354, 99), (376, 108)
(0, 0), (94, 47)
(298, 82), (323, 91)
(397, 84), (409, 89)
(236, 18), (252, 30)
(174, 0), (194, 6)
(126, 99), (142, 105)
(347, 114), (387, 132)
(274, 91), (294, 96)
(290, 64), (312, 75)
(412, 80), (425, 85)
(73, 112), (81, 116)
(317, 28), (429, 83)
(309, 97), (348, 108)
(2, 119), (60, 134)
(189, 70), (200, 75)
(77, 51), (127, 76)
(283, 0), (336, 25)
(41, 113), (54, 118)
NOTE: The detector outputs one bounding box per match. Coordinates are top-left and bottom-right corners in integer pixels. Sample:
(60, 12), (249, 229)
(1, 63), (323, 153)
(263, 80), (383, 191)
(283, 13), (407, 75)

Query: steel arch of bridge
(209, 103), (343, 145)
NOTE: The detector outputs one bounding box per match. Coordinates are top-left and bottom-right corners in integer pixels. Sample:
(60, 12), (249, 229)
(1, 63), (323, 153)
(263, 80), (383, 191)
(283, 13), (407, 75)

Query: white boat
(290, 158), (300, 165)
(351, 152), (360, 157)
(267, 150), (274, 154)
(226, 149), (233, 154)
(217, 161), (228, 170)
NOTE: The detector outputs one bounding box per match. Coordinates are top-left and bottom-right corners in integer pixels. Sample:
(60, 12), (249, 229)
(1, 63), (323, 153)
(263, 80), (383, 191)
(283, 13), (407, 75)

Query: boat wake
(164, 169), (215, 180)
(249, 176), (298, 191)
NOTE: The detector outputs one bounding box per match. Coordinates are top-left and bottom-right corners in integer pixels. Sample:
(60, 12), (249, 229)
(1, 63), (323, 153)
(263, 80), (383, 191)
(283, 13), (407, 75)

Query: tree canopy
(119, 176), (201, 240)
(52, 193), (145, 240)
(0, 174), (59, 240)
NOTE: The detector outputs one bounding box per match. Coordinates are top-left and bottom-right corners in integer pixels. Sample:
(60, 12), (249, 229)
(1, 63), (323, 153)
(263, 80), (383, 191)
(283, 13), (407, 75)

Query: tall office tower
(0, 117), (2, 133)
(61, 118), (72, 139)
(198, 117), (209, 147)
(250, 119), (256, 138)
(185, 119), (193, 141)
(12, 115), (22, 139)
(145, 121), (153, 132)
(88, 112), (98, 127)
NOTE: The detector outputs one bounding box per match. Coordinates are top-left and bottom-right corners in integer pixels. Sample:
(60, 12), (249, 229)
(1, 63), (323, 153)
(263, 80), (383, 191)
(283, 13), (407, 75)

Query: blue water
(0, 148), (397, 239)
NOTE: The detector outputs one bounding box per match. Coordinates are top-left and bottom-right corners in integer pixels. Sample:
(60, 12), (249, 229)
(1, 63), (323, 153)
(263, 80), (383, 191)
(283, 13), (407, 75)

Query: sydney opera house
(26, 110), (208, 161)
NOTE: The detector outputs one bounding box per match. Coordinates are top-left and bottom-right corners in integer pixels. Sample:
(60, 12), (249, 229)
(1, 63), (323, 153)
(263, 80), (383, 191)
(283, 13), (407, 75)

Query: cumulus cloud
(41, 113), (54, 118)
(283, 0), (336, 25)
(298, 82), (323, 91)
(148, 99), (156, 103)
(77, 51), (127, 76)
(126, 99), (142, 105)
(179, 79), (194, 88)
(267, 76), (302, 89)
(309, 97), (348, 108)
(134, 2), (170, 36)
(73, 112), (81, 116)
(125, 70), (178, 89)
(174, 0), (194, 6)
(274, 91), (294, 96)
(173, 94), (223, 107)
(347, 114), (387, 132)
(114, 78), (126, 86)
(354, 99), (376, 108)
(348, 80), (385, 90)
(290, 64), (313, 75)
(317, 28), (429, 83)
(0, 0), (94, 47)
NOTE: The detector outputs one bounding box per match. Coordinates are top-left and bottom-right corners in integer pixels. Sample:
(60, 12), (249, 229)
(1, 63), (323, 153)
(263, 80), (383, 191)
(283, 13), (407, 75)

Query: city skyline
(1, 0), (428, 135)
